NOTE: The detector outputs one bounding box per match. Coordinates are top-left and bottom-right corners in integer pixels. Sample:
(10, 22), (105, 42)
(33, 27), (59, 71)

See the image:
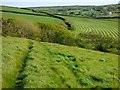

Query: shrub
(78, 32), (119, 54)
(2, 18), (41, 41)
(14, 17), (41, 40)
(2, 18), (119, 55)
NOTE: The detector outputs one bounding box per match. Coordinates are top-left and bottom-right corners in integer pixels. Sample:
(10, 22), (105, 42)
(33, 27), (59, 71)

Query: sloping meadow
(2, 36), (119, 88)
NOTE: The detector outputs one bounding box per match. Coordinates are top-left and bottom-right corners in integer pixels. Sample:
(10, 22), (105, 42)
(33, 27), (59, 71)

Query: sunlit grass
(2, 36), (119, 88)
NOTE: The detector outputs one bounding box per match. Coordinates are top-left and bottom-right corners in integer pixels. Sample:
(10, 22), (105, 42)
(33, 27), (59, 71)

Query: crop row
(64, 16), (118, 38)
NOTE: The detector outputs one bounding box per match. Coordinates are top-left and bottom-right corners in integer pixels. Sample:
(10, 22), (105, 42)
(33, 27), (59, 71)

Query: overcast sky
(1, 0), (119, 7)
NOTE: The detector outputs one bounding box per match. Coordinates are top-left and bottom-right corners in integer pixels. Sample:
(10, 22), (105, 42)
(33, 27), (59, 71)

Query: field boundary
(1, 9), (73, 30)
(1, 10), (47, 17)
(34, 10), (73, 30)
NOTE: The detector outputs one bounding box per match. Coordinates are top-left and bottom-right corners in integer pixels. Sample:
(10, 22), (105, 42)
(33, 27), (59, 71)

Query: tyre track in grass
(42, 43), (82, 88)
(15, 40), (33, 88)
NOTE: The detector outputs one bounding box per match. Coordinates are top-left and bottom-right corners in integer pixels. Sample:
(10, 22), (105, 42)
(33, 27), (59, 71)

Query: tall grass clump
(37, 22), (76, 46)
(2, 18), (41, 41)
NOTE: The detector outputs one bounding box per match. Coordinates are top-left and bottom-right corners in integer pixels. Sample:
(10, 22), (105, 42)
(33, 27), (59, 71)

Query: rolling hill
(1, 5), (119, 89)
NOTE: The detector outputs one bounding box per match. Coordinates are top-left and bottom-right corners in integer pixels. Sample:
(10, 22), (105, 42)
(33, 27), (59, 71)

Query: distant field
(2, 36), (118, 88)
(0, 6), (46, 15)
(1, 6), (66, 26)
(1, 12), (66, 26)
(63, 16), (118, 38)
(1, 6), (118, 38)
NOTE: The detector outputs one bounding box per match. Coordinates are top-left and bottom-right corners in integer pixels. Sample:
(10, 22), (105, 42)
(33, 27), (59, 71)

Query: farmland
(1, 12), (66, 26)
(1, 6), (119, 38)
(2, 36), (119, 88)
(1, 4), (119, 89)
(61, 16), (118, 38)
(0, 6), (46, 15)
(32, 4), (119, 18)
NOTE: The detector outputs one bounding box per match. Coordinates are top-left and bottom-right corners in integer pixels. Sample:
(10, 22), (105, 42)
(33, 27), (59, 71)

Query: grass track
(2, 36), (30, 88)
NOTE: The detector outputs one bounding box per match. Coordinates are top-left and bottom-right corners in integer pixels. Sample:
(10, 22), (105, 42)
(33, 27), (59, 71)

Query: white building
(109, 12), (112, 15)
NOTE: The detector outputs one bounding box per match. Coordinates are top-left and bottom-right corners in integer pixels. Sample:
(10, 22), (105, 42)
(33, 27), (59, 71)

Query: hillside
(2, 36), (119, 88)
(1, 5), (119, 89)
(30, 4), (120, 18)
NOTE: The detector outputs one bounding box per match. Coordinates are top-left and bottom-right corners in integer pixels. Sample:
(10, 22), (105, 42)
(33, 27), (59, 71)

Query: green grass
(2, 36), (30, 88)
(63, 16), (118, 38)
(2, 36), (119, 88)
(1, 12), (66, 26)
(1, 6), (66, 26)
(1, 6), (118, 38)
(1, 6), (46, 15)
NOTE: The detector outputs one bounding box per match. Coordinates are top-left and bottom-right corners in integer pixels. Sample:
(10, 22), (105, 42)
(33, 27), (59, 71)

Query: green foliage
(2, 17), (119, 54)
(33, 4), (119, 18)
(78, 32), (119, 54)
(2, 17), (76, 47)
(1, 6), (119, 54)
(2, 18), (41, 41)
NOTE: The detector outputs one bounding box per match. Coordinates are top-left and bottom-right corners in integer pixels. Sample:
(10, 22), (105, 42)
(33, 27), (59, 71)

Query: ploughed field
(2, 36), (118, 88)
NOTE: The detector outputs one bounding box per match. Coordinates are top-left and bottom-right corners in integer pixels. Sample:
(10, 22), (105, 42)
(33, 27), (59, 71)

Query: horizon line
(0, 3), (119, 8)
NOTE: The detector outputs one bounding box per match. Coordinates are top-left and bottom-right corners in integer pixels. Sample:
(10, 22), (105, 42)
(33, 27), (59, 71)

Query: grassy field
(1, 6), (66, 26)
(1, 6), (118, 38)
(0, 6), (46, 15)
(2, 36), (119, 88)
(2, 36), (30, 88)
(62, 16), (118, 38)
(1, 12), (66, 26)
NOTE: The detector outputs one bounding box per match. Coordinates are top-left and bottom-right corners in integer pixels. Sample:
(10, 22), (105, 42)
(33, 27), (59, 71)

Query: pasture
(1, 6), (45, 15)
(1, 12), (66, 26)
(2, 36), (119, 88)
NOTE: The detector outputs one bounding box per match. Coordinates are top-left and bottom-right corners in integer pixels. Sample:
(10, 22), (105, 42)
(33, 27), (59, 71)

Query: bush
(2, 18), (41, 41)
(78, 32), (119, 54)
(2, 18), (119, 55)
